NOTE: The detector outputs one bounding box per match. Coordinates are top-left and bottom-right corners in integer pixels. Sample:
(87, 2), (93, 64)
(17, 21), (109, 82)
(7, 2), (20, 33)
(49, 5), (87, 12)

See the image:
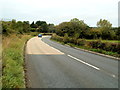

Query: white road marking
(40, 37), (64, 54)
(112, 75), (116, 78)
(40, 37), (117, 78)
(67, 54), (100, 70)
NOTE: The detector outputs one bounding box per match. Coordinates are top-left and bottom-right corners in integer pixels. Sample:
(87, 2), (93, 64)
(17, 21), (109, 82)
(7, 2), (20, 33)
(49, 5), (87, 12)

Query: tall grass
(2, 34), (32, 88)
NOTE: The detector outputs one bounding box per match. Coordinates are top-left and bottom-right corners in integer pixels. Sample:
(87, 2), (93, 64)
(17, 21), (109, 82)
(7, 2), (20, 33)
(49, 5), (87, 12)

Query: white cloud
(1, 0), (119, 26)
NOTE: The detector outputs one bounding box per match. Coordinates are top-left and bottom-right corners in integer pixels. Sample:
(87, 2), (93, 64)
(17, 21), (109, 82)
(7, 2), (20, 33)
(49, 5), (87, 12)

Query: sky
(0, 0), (119, 27)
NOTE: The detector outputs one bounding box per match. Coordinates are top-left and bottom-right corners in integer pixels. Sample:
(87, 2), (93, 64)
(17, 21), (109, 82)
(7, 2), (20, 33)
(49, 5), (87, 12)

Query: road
(25, 36), (118, 88)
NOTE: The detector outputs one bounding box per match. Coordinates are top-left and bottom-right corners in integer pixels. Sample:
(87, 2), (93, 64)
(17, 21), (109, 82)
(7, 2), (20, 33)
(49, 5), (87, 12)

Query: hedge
(51, 34), (120, 54)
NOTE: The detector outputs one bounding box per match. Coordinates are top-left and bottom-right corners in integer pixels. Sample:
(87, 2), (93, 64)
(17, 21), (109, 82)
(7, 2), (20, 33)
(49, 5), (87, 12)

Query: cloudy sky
(0, 0), (119, 27)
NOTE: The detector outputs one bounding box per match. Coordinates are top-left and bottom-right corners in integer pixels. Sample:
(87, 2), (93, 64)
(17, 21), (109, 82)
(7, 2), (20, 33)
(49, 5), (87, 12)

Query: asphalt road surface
(25, 36), (118, 88)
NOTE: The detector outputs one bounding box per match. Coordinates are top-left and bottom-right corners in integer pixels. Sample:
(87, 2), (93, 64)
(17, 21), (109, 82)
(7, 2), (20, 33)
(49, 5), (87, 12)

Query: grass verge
(51, 38), (120, 58)
(2, 34), (32, 88)
(86, 39), (120, 43)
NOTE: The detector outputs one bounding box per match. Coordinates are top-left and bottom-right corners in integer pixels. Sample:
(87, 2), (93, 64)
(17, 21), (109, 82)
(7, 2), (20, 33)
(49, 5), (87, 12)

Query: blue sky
(0, 0), (119, 27)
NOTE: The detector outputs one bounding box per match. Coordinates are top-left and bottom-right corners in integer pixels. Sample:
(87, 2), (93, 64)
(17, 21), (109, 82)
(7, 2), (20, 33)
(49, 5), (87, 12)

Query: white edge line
(67, 54), (100, 70)
(39, 37), (64, 54)
(112, 75), (116, 78)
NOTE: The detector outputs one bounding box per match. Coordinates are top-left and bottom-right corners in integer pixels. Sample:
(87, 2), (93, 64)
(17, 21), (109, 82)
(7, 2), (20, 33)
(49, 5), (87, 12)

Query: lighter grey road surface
(25, 36), (118, 88)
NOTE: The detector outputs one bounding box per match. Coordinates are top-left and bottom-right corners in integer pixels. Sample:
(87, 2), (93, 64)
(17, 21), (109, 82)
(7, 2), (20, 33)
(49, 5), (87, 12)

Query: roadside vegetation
(2, 19), (55, 88)
(51, 34), (120, 57)
(1, 18), (120, 88)
(2, 34), (31, 88)
(51, 18), (120, 58)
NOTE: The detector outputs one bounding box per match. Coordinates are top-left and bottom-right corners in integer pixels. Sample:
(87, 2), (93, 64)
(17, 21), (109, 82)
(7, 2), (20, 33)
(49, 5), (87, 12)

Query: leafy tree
(70, 18), (89, 38)
(2, 20), (31, 34)
(90, 28), (102, 39)
(97, 19), (112, 28)
(35, 21), (48, 33)
(97, 19), (115, 39)
(16, 21), (24, 34)
(48, 24), (56, 33)
(116, 27), (120, 39)
(36, 21), (46, 26)
(30, 21), (38, 28)
(63, 33), (69, 43)
(40, 23), (48, 33)
(74, 33), (80, 39)
(23, 21), (30, 33)
(56, 22), (72, 36)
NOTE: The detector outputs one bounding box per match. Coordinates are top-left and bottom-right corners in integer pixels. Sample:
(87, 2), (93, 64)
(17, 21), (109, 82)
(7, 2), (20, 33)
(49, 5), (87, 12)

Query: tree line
(55, 18), (120, 40)
(1, 18), (120, 40)
(2, 19), (55, 35)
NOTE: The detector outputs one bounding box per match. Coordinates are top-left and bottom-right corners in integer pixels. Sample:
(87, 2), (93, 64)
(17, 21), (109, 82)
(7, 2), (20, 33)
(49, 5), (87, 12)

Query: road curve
(25, 36), (118, 88)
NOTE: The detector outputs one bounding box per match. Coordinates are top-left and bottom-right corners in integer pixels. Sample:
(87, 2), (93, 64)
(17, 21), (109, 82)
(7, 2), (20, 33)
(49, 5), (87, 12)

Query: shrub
(51, 34), (63, 42)
(77, 39), (86, 46)
(51, 34), (120, 56)
(89, 40), (102, 49)
(63, 33), (69, 44)
(117, 44), (120, 54)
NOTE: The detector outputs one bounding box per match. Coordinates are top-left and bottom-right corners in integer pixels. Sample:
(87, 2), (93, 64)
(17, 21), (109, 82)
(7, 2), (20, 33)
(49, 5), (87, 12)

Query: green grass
(2, 34), (32, 88)
(51, 38), (120, 58)
(86, 39), (120, 43)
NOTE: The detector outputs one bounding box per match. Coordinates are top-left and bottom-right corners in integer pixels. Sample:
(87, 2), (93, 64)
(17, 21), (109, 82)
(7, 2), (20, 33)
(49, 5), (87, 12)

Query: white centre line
(112, 75), (116, 78)
(67, 54), (100, 70)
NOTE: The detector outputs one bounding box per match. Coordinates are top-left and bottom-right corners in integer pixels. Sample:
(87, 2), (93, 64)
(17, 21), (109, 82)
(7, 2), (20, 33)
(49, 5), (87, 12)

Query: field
(86, 39), (120, 43)
(2, 34), (32, 88)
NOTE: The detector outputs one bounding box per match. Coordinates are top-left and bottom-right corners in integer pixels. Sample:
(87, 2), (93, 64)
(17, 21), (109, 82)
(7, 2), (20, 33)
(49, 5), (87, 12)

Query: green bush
(63, 33), (69, 44)
(89, 41), (120, 54)
(77, 39), (86, 46)
(51, 34), (120, 56)
(117, 44), (120, 54)
(89, 40), (102, 48)
(51, 34), (64, 42)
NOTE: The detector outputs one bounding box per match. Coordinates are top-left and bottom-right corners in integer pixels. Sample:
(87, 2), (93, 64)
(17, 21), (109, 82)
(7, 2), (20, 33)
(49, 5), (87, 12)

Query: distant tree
(36, 21), (46, 26)
(55, 18), (89, 38)
(70, 18), (89, 38)
(97, 19), (114, 39)
(35, 21), (48, 33)
(56, 22), (72, 36)
(16, 21), (24, 34)
(23, 21), (30, 33)
(48, 24), (56, 33)
(97, 19), (112, 29)
(90, 28), (102, 39)
(41, 23), (48, 33)
(116, 27), (120, 39)
(30, 21), (38, 28)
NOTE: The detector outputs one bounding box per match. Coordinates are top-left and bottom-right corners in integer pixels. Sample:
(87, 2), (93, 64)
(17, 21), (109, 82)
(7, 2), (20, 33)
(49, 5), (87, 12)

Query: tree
(23, 21), (30, 33)
(70, 18), (89, 38)
(97, 19), (114, 39)
(56, 22), (72, 36)
(116, 27), (120, 39)
(36, 21), (46, 26)
(16, 21), (24, 34)
(55, 18), (89, 38)
(90, 28), (102, 39)
(30, 21), (38, 28)
(97, 19), (112, 28)
(40, 23), (48, 33)
(48, 24), (56, 33)
(35, 21), (48, 33)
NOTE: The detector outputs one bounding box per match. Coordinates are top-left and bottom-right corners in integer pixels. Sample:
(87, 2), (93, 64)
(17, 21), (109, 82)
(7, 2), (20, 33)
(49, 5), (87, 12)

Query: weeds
(2, 34), (32, 88)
